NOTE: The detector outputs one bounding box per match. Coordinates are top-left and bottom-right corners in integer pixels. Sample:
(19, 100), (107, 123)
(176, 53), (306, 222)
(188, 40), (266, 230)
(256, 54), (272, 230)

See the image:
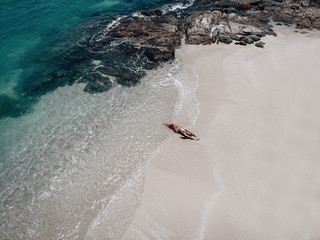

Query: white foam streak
(161, 0), (195, 14)
(91, 16), (124, 43)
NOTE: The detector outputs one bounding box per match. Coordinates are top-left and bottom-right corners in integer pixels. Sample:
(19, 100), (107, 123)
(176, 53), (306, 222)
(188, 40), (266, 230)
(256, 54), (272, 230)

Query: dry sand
(90, 26), (320, 239)
(120, 26), (320, 240)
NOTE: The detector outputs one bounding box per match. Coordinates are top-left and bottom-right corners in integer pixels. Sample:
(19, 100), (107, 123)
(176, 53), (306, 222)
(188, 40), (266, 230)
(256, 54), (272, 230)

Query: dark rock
(231, 35), (241, 41)
(188, 34), (212, 45)
(265, 28), (277, 36)
(82, 74), (112, 93)
(242, 27), (253, 35)
(263, 0), (320, 31)
(107, 14), (181, 63)
(255, 41), (265, 48)
(218, 34), (233, 44)
(155, 10), (162, 16)
(312, 19), (320, 28)
(249, 34), (261, 41)
(290, 3), (300, 10)
(132, 30), (148, 37)
(238, 1), (264, 11)
(301, 1), (310, 7)
(193, 0), (219, 6)
(297, 18), (312, 28)
(184, 10), (272, 45)
(256, 32), (266, 37)
(142, 10), (162, 17)
(235, 41), (247, 46)
(105, 0), (319, 67)
(215, 0), (238, 8)
(143, 47), (175, 62)
(240, 36), (254, 44)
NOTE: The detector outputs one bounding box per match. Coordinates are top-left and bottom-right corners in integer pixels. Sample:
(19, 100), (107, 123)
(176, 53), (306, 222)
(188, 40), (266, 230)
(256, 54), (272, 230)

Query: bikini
(181, 128), (186, 134)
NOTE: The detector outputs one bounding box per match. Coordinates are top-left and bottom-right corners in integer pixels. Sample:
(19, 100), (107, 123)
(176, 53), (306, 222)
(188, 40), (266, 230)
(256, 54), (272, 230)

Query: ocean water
(0, 0), (197, 239)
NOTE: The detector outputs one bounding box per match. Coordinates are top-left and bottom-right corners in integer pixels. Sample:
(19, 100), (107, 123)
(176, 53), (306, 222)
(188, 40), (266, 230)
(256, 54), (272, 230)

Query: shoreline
(121, 25), (320, 239)
(3, 0), (320, 239)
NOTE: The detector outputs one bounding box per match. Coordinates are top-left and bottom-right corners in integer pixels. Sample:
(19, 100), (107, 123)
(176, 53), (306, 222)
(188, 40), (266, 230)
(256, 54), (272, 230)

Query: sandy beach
(88, 26), (320, 239)
(119, 26), (320, 240)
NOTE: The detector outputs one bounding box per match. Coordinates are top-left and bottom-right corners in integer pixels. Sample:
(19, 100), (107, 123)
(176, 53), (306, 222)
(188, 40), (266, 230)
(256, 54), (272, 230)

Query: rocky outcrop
(99, 0), (320, 59)
(263, 0), (320, 29)
(81, 0), (320, 93)
(184, 0), (320, 47)
(185, 10), (275, 46)
(107, 14), (182, 63)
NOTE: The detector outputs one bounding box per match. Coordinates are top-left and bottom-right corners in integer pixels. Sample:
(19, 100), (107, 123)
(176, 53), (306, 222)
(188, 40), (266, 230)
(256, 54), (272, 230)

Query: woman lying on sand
(164, 123), (200, 141)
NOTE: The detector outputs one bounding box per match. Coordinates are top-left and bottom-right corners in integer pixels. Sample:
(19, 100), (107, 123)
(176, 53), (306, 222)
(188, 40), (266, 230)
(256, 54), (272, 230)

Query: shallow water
(0, 59), (200, 239)
(0, 0), (198, 238)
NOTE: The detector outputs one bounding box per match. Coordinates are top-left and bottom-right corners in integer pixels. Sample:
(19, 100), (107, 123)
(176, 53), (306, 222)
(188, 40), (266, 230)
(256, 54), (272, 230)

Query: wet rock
(143, 47), (175, 62)
(108, 14), (181, 62)
(82, 73), (112, 93)
(142, 10), (162, 17)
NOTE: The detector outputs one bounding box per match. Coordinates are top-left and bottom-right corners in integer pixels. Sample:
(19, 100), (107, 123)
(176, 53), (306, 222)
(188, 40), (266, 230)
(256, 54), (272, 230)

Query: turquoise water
(0, 0), (182, 118)
(0, 0), (197, 239)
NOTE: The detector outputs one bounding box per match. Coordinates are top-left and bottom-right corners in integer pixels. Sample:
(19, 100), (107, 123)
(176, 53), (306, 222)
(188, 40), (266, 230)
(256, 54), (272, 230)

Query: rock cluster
(185, 10), (275, 46)
(83, 0), (320, 92)
(185, 0), (320, 46)
(101, 0), (320, 61)
(263, 0), (320, 29)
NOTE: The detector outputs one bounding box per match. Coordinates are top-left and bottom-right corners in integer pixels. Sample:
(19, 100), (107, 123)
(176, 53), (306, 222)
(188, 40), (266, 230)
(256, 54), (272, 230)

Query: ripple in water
(0, 58), (199, 239)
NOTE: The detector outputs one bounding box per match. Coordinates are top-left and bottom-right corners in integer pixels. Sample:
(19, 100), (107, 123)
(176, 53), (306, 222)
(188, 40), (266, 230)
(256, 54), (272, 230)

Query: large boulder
(107, 14), (182, 63)
(185, 10), (272, 45)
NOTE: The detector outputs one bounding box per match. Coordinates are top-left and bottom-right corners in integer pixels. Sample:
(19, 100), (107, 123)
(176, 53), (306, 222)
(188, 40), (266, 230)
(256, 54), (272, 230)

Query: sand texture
(121, 26), (320, 240)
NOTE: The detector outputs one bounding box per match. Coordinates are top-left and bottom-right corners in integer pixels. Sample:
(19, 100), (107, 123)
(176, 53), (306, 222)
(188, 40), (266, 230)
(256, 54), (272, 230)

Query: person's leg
(164, 123), (177, 132)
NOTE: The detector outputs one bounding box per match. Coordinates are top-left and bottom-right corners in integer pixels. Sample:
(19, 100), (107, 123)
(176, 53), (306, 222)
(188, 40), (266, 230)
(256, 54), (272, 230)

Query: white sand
(119, 26), (320, 240)
(88, 26), (320, 239)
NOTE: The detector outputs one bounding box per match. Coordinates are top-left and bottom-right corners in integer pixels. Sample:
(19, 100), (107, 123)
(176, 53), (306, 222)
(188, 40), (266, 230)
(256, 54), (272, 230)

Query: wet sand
(123, 26), (320, 240)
